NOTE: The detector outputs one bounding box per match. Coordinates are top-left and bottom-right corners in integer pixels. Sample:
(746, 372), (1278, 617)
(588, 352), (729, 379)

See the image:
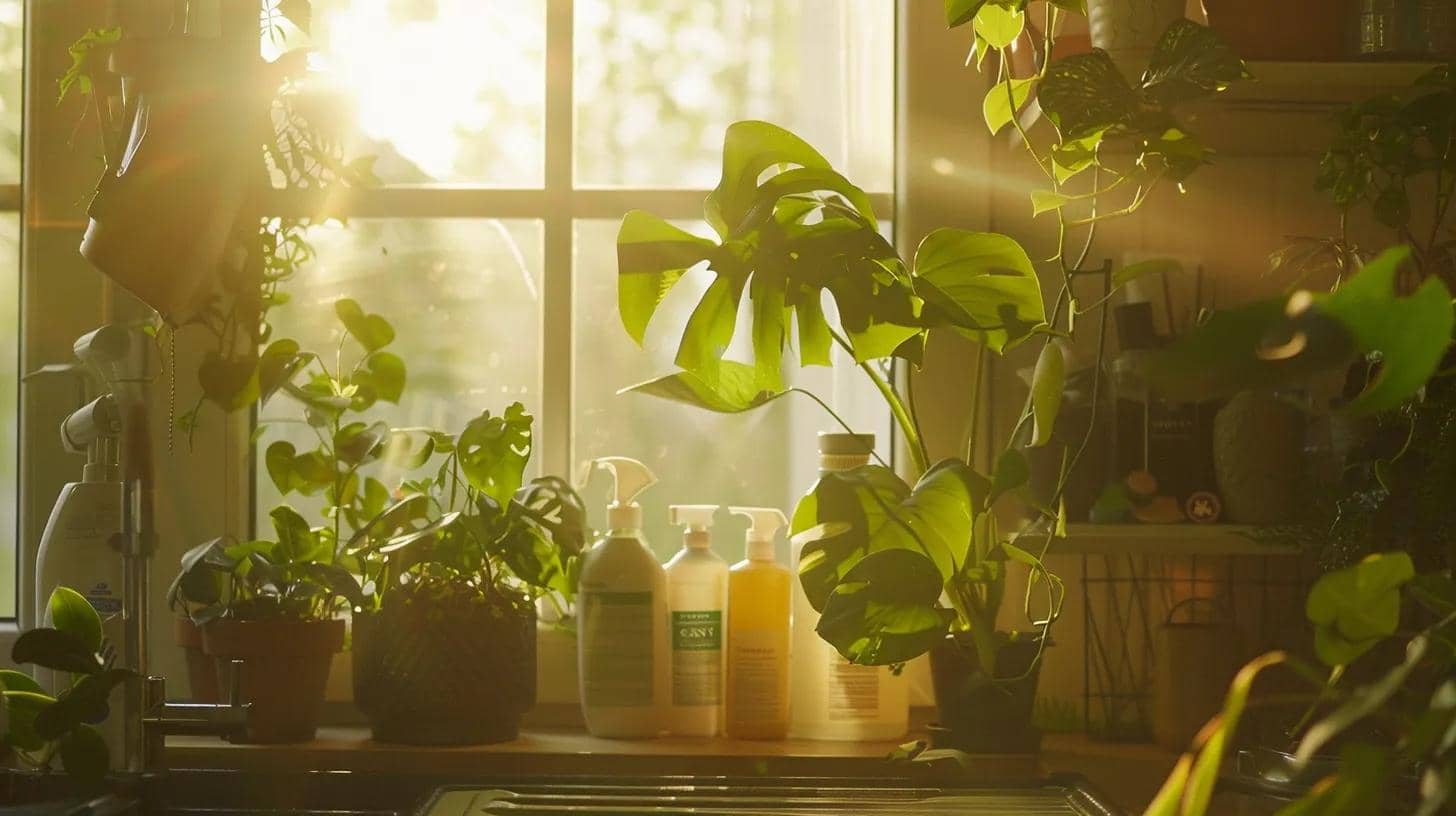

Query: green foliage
(57, 27), (120, 103)
(1149, 246), (1453, 409)
(1, 588), (132, 782)
(1315, 64), (1456, 287)
(1306, 552), (1414, 666)
(177, 300), (590, 619)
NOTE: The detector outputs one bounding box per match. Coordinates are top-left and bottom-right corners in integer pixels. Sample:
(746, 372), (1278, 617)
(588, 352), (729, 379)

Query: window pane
(284, 1), (545, 187)
(574, 0), (894, 190)
(0, 214), (17, 618)
(257, 219), (543, 524)
(0, 1), (19, 184)
(572, 219), (889, 562)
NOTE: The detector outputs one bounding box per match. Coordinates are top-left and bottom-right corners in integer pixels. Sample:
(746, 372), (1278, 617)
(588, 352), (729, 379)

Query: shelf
(1181, 60), (1440, 157)
(1043, 524), (1300, 557)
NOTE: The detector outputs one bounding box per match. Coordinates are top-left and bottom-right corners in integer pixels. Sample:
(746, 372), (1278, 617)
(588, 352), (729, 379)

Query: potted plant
(344, 407), (588, 745)
(613, 12), (1248, 751)
(1, 587), (133, 784)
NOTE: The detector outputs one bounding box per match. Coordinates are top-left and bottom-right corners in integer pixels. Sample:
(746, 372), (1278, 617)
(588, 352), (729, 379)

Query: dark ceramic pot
(929, 633), (1046, 753)
(353, 589), (536, 746)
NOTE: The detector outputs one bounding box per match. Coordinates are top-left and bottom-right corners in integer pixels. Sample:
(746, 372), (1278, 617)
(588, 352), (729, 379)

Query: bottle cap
(669, 504), (717, 548)
(729, 506), (787, 561)
(817, 432), (876, 456)
(586, 457), (657, 531)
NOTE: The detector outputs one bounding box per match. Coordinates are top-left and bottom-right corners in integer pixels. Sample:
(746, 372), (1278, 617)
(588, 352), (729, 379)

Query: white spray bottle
(664, 504), (727, 737)
(576, 457), (668, 738)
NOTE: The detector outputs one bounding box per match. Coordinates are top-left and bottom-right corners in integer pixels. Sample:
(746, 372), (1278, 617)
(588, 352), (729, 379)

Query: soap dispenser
(576, 457), (668, 739)
(665, 504), (728, 737)
(725, 506), (791, 740)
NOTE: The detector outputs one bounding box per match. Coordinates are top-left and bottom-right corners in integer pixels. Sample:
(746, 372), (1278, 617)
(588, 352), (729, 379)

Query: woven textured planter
(354, 590), (536, 746)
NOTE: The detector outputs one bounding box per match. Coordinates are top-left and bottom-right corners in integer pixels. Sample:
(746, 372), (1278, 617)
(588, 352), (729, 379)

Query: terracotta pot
(174, 617), (220, 703)
(201, 618), (344, 744)
(929, 633), (1046, 753)
(1203, 0), (1350, 60)
(353, 591), (535, 746)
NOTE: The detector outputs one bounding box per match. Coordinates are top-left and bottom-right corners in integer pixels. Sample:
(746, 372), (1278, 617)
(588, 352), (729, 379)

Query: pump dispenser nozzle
(729, 506), (787, 561)
(589, 457), (657, 531)
(669, 504), (717, 548)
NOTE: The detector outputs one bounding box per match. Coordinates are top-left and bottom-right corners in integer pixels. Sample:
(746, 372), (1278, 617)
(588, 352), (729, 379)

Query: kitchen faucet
(71, 325), (251, 772)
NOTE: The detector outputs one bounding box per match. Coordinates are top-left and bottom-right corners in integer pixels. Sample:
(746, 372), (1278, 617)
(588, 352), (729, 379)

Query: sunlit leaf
(817, 549), (956, 665)
(974, 3), (1024, 49)
(620, 361), (788, 414)
(1030, 189), (1073, 216)
(334, 298), (395, 352)
(1030, 343), (1064, 447)
(985, 77), (1037, 135)
(616, 210), (716, 346)
(914, 229), (1046, 353)
(48, 587), (103, 655)
(457, 402), (533, 506)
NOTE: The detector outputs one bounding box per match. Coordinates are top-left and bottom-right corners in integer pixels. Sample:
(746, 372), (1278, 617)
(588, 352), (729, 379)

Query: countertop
(165, 728), (1184, 812)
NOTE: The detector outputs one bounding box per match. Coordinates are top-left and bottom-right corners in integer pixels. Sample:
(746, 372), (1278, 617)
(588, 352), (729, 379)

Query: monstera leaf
(617, 121), (924, 398)
(457, 402), (533, 506)
(795, 459), (996, 665)
(1306, 551), (1415, 666)
(914, 229), (1046, 353)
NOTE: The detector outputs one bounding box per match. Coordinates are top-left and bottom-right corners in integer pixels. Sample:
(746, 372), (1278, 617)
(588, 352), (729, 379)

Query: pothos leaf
(1029, 343), (1065, 447)
(1138, 19), (1251, 108)
(984, 77), (1037, 135)
(974, 3), (1024, 49)
(1039, 50), (1141, 139)
(334, 298), (395, 352)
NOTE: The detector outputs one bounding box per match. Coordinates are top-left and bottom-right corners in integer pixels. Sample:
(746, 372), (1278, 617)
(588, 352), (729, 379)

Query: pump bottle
(725, 506), (791, 740)
(576, 457), (668, 738)
(663, 505), (728, 737)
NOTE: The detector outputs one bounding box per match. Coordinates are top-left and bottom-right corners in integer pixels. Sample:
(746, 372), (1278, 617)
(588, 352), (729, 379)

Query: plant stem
(966, 344), (987, 466)
(785, 388), (892, 469)
(829, 329), (928, 475)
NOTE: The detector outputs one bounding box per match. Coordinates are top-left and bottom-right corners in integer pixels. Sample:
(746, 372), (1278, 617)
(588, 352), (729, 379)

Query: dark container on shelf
(928, 633), (1046, 754)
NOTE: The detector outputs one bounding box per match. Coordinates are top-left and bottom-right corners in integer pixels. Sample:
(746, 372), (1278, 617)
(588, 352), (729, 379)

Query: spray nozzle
(587, 457), (657, 531)
(730, 506), (787, 561)
(670, 504), (717, 548)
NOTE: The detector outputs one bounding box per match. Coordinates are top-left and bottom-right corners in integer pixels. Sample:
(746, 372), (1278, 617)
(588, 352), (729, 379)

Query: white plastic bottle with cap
(789, 432), (910, 741)
(576, 457), (668, 738)
(725, 506), (791, 740)
(664, 504), (728, 737)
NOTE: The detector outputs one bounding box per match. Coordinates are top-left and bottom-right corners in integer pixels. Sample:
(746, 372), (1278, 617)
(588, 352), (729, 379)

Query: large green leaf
(48, 587), (103, 655)
(1039, 50), (1141, 139)
(1305, 551), (1415, 666)
(704, 120), (852, 238)
(2, 690), (56, 751)
(1319, 246), (1454, 414)
(984, 77), (1037, 136)
(974, 2), (1024, 49)
(676, 273), (748, 375)
(59, 724), (110, 783)
(913, 229), (1046, 353)
(456, 402), (533, 506)
(1138, 19), (1251, 108)
(616, 210), (716, 346)
(11, 629), (103, 675)
(793, 460), (992, 616)
(270, 505), (325, 564)
(621, 360), (787, 413)
(793, 465), (912, 612)
(816, 549), (957, 665)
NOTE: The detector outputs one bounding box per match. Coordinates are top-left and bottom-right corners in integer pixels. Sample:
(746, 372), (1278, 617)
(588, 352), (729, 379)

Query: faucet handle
(226, 659), (246, 707)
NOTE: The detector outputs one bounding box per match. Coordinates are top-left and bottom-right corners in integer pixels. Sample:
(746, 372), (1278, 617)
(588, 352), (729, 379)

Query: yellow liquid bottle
(725, 507), (790, 740)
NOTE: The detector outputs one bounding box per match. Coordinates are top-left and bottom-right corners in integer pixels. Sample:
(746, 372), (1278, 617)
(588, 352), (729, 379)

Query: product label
(579, 591), (655, 708)
(827, 654), (880, 721)
(85, 581), (123, 617)
(671, 610), (722, 706)
(728, 628), (788, 723)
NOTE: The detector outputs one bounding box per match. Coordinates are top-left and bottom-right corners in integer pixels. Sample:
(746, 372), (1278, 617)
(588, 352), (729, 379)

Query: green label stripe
(672, 610), (722, 651)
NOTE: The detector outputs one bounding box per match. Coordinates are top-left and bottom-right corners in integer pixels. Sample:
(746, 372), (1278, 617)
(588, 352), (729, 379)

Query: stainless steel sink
(417, 780), (1120, 816)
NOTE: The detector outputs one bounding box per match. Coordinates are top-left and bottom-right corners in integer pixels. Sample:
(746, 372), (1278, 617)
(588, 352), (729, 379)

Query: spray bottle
(725, 506), (791, 740)
(664, 504), (727, 737)
(576, 457), (667, 738)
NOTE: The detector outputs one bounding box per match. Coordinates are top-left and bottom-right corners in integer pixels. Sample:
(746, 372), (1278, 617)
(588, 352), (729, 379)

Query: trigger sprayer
(729, 506), (788, 561)
(589, 456), (657, 532)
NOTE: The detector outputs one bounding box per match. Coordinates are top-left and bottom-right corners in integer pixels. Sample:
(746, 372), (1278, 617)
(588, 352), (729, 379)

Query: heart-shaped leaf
(1306, 551), (1415, 666)
(1138, 19), (1251, 108)
(1039, 50), (1141, 139)
(1029, 343), (1065, 447)
(352, 351), (406, 405)
(984, 77), (1037, 136)
(335, 298), (395, 351)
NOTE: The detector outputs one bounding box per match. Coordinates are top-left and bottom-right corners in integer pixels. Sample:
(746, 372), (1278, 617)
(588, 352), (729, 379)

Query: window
(0, 0), (22, 620)
(258, 0), (895, 557)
